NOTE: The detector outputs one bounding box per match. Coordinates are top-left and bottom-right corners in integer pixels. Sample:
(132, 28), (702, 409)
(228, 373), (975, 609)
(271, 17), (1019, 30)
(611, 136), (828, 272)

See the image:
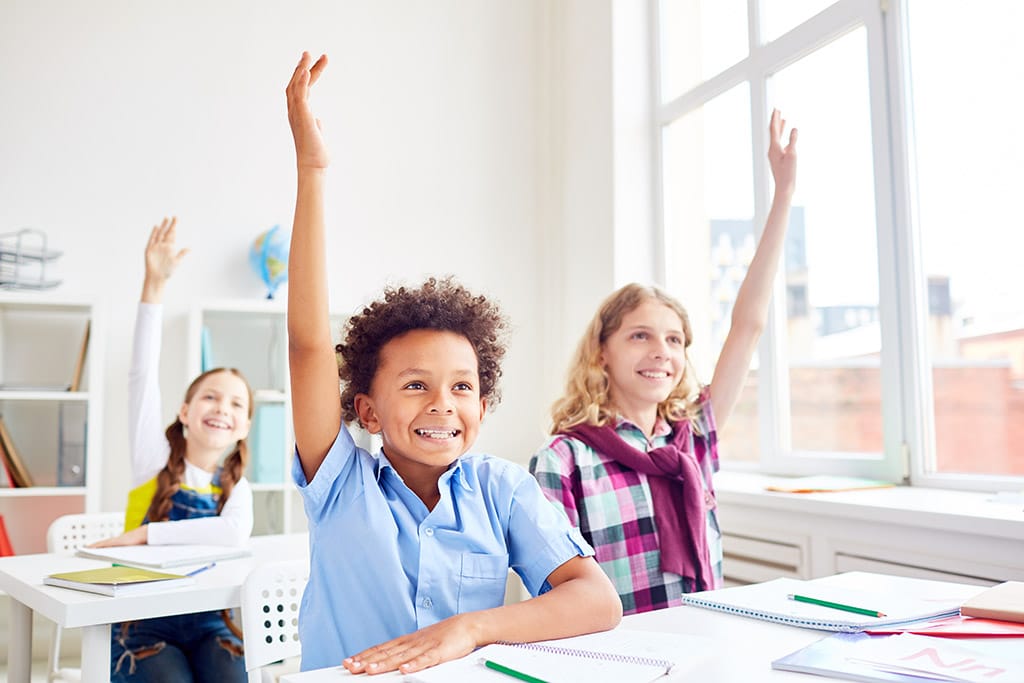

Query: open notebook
(76, 544), (251, 568)
(405, 629), (717, 683)
(682, 572), (985, 632)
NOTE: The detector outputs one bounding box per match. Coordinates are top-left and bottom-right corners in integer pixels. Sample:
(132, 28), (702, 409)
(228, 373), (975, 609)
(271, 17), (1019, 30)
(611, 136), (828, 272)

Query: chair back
(241, 559), (308, 675)
(46, 512), (125, 554)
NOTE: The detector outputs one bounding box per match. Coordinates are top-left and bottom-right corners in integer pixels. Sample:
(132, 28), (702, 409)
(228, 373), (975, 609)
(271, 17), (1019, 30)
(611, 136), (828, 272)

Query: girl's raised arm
(286, 52), (343, 482)
(710, 109), (798, 428)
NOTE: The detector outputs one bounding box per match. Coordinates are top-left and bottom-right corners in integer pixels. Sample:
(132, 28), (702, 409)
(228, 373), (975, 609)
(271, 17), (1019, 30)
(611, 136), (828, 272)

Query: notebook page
(76, 544), (250, 568)
(406, 630), (715, 683)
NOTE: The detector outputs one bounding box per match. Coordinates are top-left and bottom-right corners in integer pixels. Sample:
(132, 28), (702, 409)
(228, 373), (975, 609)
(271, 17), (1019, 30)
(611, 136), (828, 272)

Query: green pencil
(483, 658), (550, 683)
(788, 593), (887, 618)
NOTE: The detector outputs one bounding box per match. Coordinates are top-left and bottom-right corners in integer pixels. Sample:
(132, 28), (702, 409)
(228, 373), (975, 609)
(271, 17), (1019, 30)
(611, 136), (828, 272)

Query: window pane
(907, 1), (1024, 477)
(769, 27), (883, 454)
(662, 84), (759, 462)
(762, 0), (837, 42)
(659, 0), (748, 102)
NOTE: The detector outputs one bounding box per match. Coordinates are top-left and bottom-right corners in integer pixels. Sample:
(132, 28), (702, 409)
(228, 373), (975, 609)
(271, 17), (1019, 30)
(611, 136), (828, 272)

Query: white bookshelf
(188, 300), (356, 536)
(0, 294), (104, 554)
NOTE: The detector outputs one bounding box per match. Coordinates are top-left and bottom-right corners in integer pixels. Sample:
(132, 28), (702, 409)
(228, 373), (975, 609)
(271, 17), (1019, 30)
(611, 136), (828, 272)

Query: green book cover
(44, 565), (194, 596)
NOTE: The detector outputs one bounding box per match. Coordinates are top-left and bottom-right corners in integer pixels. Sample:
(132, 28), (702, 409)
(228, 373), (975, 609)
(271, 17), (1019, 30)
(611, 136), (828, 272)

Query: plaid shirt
(529, 389), (722, 614)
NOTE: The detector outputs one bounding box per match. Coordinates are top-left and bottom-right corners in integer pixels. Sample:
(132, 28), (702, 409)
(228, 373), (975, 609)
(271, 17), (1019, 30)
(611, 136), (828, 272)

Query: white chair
(241, 559), (308, 683)
(45, 511), (126, 683)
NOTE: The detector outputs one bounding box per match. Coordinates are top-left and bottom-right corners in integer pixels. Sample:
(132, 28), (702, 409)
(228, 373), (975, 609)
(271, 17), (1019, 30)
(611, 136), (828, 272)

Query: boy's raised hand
(768, 108), (798, 198)
(287, 51), (330, 171)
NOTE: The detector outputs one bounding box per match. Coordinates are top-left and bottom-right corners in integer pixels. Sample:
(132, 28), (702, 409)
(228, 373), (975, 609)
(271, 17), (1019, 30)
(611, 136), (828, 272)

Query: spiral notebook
(405, 629), (714, 683)
(682, 572), (983, 633)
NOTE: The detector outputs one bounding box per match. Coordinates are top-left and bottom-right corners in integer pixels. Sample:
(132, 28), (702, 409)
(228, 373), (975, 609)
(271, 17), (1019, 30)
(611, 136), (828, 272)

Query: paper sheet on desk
(76, 544), (250, 568)
(848, 633), (1024, 682)
(773, 633), (1024, 683)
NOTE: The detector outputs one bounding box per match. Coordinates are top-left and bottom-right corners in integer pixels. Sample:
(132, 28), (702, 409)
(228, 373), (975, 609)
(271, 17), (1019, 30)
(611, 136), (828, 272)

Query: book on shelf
(681, 572), (984, 633)
(57, 402), (87, 486)
(250, 402), (286, 484)
(0, 452), (13, 487)
(0, 382), (71, 391)
(0, 514), (14, 556)
(43, 566), (194, 597)
(0, 415), (33, 487)
(960, 582), (1024, 624)
(405, 628), (717, 683)
(200, 325), (213, 372)
(69, 319), (90, 392)
(772, 632), (1023, 683)
(76, 543), (251, 569)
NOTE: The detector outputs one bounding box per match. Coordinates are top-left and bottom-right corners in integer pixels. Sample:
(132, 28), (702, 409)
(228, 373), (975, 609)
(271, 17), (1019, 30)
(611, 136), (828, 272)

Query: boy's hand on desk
(86, 525), (148, 548)
(343, 613), (478, 675)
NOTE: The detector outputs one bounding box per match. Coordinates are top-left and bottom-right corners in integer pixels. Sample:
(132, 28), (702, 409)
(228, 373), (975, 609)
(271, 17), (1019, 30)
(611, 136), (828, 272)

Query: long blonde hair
(550, 283), (701, 434)
(145, 368), (253, 523)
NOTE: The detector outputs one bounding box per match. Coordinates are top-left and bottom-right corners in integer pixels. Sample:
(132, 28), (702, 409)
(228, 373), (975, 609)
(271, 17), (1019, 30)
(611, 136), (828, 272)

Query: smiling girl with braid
(90, 217), (253, 682)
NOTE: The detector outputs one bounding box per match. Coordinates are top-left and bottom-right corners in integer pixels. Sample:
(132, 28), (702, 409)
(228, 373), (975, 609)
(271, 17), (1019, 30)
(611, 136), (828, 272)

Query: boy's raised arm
(286, 52), (344, 481)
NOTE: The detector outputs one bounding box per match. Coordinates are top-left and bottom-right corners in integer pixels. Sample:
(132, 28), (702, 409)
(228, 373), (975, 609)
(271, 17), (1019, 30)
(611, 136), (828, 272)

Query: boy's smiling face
(355, 329), (486, 484)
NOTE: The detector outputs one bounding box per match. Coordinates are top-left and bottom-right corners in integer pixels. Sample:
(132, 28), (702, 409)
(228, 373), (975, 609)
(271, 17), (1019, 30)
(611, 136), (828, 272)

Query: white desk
(280, 574), (996, 682)
(0, 533), (308, 683)
(279, 606), (830, 682)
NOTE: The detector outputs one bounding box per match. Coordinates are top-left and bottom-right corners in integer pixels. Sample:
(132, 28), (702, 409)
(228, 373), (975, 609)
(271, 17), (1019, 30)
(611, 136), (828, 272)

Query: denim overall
(111, 469), (245, 683)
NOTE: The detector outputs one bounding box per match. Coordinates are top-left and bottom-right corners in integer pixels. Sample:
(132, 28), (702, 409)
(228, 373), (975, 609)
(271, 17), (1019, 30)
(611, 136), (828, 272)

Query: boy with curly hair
(285, 52), (622, 676)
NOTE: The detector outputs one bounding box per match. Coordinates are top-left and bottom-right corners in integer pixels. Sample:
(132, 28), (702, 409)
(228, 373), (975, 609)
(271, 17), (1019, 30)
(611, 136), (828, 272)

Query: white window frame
(652, 0), (1023, 492)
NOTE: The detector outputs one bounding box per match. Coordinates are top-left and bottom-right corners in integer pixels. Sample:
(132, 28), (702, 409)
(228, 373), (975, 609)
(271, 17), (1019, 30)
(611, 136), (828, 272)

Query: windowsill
(715, 471), (1024, 540)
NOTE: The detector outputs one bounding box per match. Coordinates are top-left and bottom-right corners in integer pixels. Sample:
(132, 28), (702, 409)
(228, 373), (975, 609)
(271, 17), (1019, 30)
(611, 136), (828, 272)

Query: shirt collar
(374, 450), (473, 491)
(613, 415), (673, 439)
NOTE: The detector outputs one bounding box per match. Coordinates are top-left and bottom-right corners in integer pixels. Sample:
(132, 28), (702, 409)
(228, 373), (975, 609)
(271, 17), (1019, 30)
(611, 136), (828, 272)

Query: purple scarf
(568, 421), (714, 592)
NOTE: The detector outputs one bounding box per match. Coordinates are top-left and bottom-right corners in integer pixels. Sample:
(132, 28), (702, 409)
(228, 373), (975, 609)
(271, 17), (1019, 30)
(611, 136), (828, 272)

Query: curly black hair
(336, 277), (509, 425)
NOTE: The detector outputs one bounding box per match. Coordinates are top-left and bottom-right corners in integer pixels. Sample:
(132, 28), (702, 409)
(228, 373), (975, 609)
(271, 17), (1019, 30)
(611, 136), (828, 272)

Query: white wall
(0, 0), (567, 517)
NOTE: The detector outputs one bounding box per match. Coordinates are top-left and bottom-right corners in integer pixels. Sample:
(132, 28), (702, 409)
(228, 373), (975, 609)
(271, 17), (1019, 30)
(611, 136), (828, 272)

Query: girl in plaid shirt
(531, 110), (798, 614)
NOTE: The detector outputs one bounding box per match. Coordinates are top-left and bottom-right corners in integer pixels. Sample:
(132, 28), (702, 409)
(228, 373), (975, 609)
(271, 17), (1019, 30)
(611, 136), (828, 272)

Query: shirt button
(422, 597), (433, 608)
(424, 527), (434, 537)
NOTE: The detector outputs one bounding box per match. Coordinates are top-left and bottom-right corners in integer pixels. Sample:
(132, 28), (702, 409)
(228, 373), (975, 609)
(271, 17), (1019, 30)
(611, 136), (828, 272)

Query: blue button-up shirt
(293, 426), (593, 671)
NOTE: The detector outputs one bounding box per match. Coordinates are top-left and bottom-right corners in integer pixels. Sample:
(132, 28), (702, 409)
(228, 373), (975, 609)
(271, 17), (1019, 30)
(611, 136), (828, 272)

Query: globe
(249, 225), (290, 299)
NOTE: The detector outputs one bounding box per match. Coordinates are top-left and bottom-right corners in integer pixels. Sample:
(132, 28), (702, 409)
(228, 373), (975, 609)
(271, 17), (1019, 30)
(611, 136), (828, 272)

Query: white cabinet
(188, 300), (354, 536)
(0, 294), (103, 554)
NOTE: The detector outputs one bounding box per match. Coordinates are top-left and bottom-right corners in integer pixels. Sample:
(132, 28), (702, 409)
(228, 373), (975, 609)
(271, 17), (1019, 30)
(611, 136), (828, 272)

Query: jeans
(111, 610), (245, 683)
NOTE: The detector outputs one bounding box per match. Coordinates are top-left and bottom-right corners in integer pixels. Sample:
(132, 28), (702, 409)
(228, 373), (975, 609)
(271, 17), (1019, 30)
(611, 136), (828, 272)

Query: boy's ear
(479, 397), (487, 421)
(354, 393), (382, 434)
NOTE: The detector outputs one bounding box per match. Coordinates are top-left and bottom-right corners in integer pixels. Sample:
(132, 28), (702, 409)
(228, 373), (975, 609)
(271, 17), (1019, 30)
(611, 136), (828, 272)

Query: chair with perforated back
(45, 511), (126, 683)
(241, 559), (308, 683)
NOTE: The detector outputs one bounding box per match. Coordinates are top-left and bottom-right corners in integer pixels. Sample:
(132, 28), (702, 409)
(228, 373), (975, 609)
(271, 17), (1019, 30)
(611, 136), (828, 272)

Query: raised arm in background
(709, 109), (798, 428)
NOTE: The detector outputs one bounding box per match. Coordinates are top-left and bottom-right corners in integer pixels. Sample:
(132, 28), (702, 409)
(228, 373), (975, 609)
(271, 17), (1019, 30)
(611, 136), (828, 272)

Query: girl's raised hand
(287, 51), (330, 171)
(144, 216), (189, 283)
(768, 108), (798, 198)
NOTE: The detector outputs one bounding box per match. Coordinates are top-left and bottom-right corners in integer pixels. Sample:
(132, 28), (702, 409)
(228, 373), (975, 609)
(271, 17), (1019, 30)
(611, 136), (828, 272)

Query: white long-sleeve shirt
(129, 302), (253, 546)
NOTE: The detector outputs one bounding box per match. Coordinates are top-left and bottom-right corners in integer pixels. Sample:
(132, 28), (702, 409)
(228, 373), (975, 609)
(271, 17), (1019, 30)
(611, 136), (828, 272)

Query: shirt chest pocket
(457, 552), (509, 613)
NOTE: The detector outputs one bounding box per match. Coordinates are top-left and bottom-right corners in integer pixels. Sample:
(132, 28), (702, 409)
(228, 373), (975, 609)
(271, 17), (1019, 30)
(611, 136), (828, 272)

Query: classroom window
(654, 0), (1024, 489)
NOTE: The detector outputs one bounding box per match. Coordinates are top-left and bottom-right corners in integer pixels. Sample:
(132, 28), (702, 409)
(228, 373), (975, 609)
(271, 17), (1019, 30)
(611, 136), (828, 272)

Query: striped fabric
(529, 388), (722, 614)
